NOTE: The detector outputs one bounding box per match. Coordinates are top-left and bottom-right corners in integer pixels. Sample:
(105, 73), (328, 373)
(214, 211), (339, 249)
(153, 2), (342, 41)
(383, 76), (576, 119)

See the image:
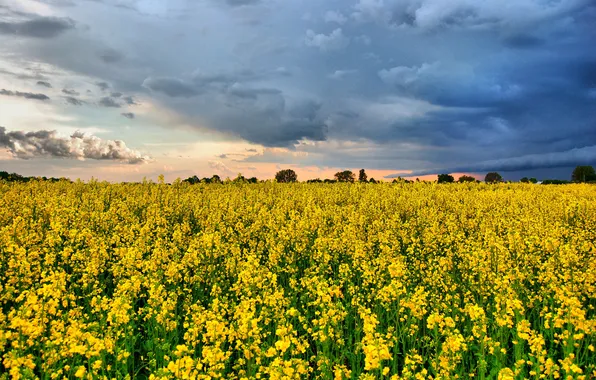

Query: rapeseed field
(0, 180), (594, 379)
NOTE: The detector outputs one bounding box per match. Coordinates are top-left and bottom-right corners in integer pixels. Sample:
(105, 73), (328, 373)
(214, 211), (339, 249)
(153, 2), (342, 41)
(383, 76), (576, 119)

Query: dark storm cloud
(0, 89), (50, 100)
(36, 81), (52, 88)
(387, 145), (596, 178)
(98, 96), (121, 107)
(0, 127), (151, 163)
(0, 16), (75, 38)
(142, 76), (198, 98)
(2, 0), (595, 178)
(121, 112), (135, 119)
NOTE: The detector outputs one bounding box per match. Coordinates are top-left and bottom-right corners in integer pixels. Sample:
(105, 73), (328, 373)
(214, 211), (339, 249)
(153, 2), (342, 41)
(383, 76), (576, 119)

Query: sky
(0, 0), (595, 182)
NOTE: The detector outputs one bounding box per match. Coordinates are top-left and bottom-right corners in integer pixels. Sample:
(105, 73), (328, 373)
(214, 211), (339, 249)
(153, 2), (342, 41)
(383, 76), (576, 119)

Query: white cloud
(305, 28), (350, 51)
(324, 10), (347, 25)
(328, 70), (357, 80)
(378, 62), (442, 87)
(208, 160), (233, 174)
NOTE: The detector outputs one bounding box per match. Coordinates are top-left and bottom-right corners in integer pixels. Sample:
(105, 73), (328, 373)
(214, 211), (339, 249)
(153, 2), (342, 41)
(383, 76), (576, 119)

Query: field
(0, 181), (595, 379)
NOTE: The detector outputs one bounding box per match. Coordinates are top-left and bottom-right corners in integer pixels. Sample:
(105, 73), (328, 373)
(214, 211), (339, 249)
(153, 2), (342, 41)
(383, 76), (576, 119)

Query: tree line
(436, 166), (596, 184)
(2, 166), (595, 184)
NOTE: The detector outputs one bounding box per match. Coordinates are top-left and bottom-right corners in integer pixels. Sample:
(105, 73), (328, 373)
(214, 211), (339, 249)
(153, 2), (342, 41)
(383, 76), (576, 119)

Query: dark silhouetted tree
(275, 169), (298, 183)
(358, 169), (368, 182)
(520, 177), (530, 183)
(571, 166), (596, 183)
(484, 172), (503, 183)
(369, 178), (377, 183)
(183, 175), (200, 184)
(529, 178), (537, 183)
(458, 175), (475, 183)
(211, 175), (222, 184)
(334, 170), (355, 183)
(437, 174), (454, 183)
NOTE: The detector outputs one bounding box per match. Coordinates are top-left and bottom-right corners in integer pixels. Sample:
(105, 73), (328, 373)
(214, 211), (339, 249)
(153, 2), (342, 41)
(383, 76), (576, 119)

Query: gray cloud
(99, 48), (124, 64)
(62, 88), (79, 96)
(121, 112), (135, 119)
(96, 82), (110, 91)
(352, 0), (592, 32)
(0, 68), (46, 81)
(36, 80), (52, 88)
(142, 76), (198, 97)
(0, 16), (75, 38)
(305, 28), (349, 51)
(0, 89), (50, 101)
(64, 96), (83, 105)
(111, 92), (122, 98)
(0, 127), (151, 164)
(99, 96), (121, 108)
(122, 95), (136, 105)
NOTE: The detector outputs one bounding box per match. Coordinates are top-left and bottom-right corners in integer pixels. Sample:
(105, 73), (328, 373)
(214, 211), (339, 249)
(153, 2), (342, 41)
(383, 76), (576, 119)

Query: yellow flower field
(0, 180), (595, 379)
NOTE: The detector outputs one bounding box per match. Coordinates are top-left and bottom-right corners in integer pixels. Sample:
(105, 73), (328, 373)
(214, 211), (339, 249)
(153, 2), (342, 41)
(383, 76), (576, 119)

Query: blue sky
(0, 0), (595, 181)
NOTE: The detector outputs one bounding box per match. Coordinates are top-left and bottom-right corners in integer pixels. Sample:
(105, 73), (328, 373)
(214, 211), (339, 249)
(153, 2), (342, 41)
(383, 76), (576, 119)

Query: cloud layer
(0, 0), (594, 179)
(0, 127), (151, 164)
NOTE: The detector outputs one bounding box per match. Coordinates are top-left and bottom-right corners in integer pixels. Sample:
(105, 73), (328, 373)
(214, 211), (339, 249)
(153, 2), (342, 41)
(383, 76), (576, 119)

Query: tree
(183, 175), (200, 184)
(520, 177), (530, 183)
(358, 169), (368, 183)
(529, 178), (537, 183)
(571, 166), (596, 183)
(484, 172), (503, 183)
(437, 174), (454, 183)
(458, 175), (476, 183)
(233, 173), (246, 183)
(369, 178), (377, 184)
(211, 175), (222, 184)
(275, 169), (298, 183)
(334, 170), (355, 183)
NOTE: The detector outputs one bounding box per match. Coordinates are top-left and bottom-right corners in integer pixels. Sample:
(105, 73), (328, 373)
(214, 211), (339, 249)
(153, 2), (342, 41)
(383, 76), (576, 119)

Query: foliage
(458, 175), (476, 183)
(334, 170), (355, 183)
(275, 169), (298, 183)
(358, 169), (368, 183)
(0, 171), (67, 183)
(571, 166), (596, 183)
(484, 172), (503, 184)
(437, 174), (455, 183)
(542, 179), (571, 185)
(0, 182), (595, 379)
